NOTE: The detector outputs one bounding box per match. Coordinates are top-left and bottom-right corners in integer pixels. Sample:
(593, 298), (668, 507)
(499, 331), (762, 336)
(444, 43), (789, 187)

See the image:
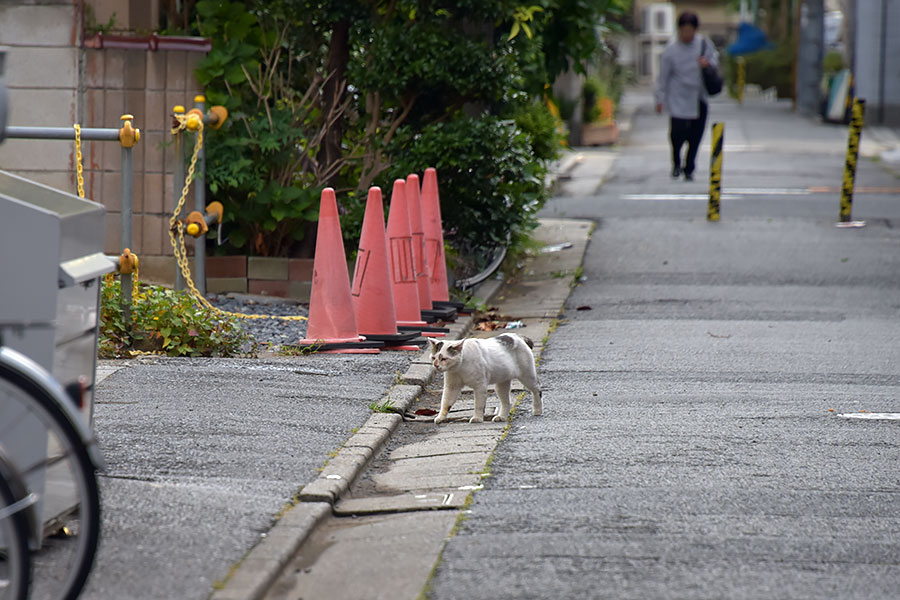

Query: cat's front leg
(469, 386), (488, 423)
(434, 383), (460, 424)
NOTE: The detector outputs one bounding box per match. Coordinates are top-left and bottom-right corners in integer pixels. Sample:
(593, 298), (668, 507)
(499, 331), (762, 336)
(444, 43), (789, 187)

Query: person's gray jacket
(654, 35), (719, 119)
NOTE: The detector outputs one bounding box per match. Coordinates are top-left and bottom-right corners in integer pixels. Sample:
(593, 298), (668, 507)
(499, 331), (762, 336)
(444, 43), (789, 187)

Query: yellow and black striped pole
(839, 98), (865, 223)
(708, 122), (724, 221)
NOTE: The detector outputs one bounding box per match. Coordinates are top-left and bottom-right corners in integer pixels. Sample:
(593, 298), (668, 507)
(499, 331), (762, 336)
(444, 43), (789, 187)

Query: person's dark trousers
(669, 100), (708, 177)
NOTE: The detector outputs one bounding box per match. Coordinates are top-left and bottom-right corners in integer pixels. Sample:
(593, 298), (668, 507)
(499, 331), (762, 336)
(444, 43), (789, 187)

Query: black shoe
(671, 166), (681, 178)
(683, 171), (693, 181)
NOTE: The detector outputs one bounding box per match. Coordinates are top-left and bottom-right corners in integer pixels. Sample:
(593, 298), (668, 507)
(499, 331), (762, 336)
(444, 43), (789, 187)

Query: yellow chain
(169, 114), (307, 322)
(73, 124), (85, 199)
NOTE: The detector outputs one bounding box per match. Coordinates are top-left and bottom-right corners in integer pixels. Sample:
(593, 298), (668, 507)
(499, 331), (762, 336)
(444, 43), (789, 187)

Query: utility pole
(795, 0), (824, 115)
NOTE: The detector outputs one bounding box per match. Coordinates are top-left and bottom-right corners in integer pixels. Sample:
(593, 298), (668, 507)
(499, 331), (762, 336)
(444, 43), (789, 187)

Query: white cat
(428, 333), (543, 424)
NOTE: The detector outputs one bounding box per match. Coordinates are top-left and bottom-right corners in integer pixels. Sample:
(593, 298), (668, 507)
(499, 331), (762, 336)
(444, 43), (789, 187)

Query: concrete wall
(0, 1), (81, 192)
(0, 0), (207, 285)
(854, 0), (900, 126)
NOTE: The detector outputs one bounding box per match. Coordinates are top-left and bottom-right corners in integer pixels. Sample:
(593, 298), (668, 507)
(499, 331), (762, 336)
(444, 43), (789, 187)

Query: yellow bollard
(708, 122), (724, 222)
(736, 57), (745, 105)
(839, 98), (865, 223)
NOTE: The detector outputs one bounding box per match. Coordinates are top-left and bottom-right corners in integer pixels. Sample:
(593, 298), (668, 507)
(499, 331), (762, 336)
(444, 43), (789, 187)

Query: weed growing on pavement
(274, 341), (324, 356)
(99, 277), (256, 358)
(369, 400), (397, 414)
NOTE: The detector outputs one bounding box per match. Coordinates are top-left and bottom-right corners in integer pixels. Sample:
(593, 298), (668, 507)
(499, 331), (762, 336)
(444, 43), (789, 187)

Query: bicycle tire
(0, 451), (31, 600)
(0, 361), (101, 600)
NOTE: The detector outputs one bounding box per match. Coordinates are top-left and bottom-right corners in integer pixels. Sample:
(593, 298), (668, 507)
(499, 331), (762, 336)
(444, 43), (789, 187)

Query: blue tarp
(728, 22), (775, 56)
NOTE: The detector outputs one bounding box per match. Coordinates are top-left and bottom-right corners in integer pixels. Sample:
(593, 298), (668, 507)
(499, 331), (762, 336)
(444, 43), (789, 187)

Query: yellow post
(708, 122), (724, 222)
(840, 98), (865, 223)
(736, 57), (745, 104)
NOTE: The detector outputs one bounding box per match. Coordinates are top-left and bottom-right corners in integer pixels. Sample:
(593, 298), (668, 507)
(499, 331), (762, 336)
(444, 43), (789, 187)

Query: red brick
(206, 256), (247, 278)
(289, 258), (314, 281)
(249, 279), (290, 297)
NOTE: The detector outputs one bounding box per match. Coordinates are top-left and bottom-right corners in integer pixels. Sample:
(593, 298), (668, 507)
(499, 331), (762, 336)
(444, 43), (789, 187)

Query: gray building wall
(854, 0), (900, 125)
(0, 1), (206, 284)
(0, 1), (81, 192)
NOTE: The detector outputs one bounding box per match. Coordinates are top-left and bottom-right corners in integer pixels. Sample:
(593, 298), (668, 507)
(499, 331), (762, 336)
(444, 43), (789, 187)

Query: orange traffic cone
(352, 186), (421, 351)
(296, 188), (382, 353)
(421, 167), (453, 303)
(406, 173), (432, 311)
(387, 179), (447, 337)
(410, 171), (458, 320)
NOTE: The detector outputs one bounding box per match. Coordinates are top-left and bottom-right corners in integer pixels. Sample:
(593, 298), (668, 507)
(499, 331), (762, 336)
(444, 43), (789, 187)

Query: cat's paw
(533, 407), (543, 417)
(492, 415), (506, 423)
(468, 415), (484, 424)
(434, 414), (447, 424)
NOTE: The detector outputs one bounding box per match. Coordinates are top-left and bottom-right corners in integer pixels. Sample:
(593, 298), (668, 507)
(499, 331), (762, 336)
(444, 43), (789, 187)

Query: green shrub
(382, 114), (550, 277)
(726, 42), (795, 99)
(99, 278), (255, 358)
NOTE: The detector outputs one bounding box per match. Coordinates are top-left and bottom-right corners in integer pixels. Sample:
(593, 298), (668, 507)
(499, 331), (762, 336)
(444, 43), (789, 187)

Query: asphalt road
(426, 96), (900, 599)
(84, 354), (413, 600)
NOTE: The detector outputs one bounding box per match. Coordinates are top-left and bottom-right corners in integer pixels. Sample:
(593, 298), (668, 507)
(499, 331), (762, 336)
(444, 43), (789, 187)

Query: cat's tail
(522, 336), (534, 349)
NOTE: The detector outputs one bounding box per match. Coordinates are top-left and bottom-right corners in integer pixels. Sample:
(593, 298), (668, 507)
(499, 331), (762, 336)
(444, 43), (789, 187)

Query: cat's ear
(446, 341), (464, 356)
(428, 339), (443, 354)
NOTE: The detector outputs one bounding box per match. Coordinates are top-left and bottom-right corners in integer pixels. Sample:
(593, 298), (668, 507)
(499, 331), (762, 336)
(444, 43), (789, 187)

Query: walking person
(655, 12), (719, 181)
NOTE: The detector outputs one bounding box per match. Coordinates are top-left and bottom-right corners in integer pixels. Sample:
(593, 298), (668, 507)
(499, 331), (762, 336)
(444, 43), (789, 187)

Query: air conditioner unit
(642, 3), (675, 36)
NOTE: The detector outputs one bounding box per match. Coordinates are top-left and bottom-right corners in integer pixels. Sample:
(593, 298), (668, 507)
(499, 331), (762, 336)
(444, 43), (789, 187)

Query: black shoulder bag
(700, 38), (723, 96)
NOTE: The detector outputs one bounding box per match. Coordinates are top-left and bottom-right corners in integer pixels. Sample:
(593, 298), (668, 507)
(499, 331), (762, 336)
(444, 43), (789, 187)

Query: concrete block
(125, 51), (147, 90)
(247, 256), (289, 280)
(277, 501), (331, 530)
(142, 172), (164, 213)
(141, 215), (165, 256)
(320, 452), (368, 485)
(298, 476), (343, 504)
(334, 445), (373, 463)
(0, 5), (75, 46)
(402, 362), (434, 386)
(343, 431), (388, 453)
(335, 492), (467, 515)
(206, 278), (248, 295)
(386, 384), (422, 412)
(249, 279), (290, 298)
(137, 255), (177, 287)
(364, 412), (402, 432)
(206, 256), (247, 278)
(288, 258), (314, 281)
(104, 50), (126, 89)
(145, 52), (167, 91)
(166, 50), (188, 90)
(5, 47), (78, 89)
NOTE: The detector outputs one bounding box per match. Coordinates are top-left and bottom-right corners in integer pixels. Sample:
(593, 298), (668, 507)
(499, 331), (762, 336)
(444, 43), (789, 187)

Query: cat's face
(429, 340), (463, 372)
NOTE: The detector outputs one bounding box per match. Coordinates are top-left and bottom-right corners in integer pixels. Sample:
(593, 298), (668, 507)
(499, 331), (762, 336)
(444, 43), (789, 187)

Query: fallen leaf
(576, 305), (592, 311)
(414, 408), (438, 416)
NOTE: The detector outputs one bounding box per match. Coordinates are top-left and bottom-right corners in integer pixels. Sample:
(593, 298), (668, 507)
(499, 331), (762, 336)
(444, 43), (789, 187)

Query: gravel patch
(208, 293), (309, 347)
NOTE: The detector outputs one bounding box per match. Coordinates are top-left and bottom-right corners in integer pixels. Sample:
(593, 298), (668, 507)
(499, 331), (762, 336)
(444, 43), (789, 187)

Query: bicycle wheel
(0, 353), (101, 600)
(0, 449), (32, 600)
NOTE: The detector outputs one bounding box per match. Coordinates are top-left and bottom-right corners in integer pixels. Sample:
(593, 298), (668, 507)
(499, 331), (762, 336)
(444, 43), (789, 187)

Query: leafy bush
(195, 0), (328, 257)
(383, 114), (550, 277)
(99, 278), (255, 358)
(726, 42), (795, 99)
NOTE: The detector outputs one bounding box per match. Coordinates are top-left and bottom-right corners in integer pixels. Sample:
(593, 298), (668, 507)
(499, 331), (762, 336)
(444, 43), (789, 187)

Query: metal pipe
(172, 106), (185, 291)
(878, 0), (887, 124)
(121, 143), (133, 327)
(193, 95), (207, 297)
(5, 125), (121, 141)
